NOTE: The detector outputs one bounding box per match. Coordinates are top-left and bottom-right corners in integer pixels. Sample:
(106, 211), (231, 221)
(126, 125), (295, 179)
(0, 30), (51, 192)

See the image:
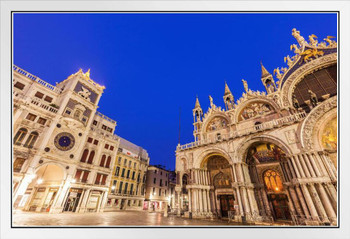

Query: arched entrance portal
(203, 154), (235, 218)
(246, 142), (292, 221)
(26, 164), (65, 212)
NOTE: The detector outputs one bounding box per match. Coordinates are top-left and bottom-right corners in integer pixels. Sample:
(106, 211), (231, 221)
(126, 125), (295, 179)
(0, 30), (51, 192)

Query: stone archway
(201, 153), (235, 218)
(245, 141), (292, 222)
(25, 164), (65, 213)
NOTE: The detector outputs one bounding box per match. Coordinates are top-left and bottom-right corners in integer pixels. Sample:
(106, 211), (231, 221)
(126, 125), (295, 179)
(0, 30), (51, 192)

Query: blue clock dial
(54, 132), (75, 151)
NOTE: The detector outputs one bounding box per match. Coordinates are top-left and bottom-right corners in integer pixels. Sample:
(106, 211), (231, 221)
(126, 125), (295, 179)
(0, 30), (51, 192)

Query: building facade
(12, 66), (120, 213)
(175, 29), (337, 225)
(144, 165), (171, 212)
(105, 137), (149, 211)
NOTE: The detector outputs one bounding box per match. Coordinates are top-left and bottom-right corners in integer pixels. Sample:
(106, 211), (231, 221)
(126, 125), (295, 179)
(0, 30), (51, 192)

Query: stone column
(256, 190), (265, 215)
(302, 154), (315, 177)
(317, 183), (336, 223)
(295, 185), (311, 219)
(261, 189), (271, 216)
(285, 188), (297, 218)
(309, 183), (329, 223)
(241, 187), (251, 216)
(206, 190), (211, 213)
(300, 184), (319, 221)
(235, 187), (244, 216)
(176, 189), (181, 215)
(247, 188), (258, 217)
(287, 159), (297, 179)
(308, 153), (322, 177)
(202, 189), (207, 212)
(295, 155), (306, 178)
(320, 153), (337, 180)
(98, 191), (108, 212)
(299, 154), (311, 178)
(77, 189), (91, 213)
(188, 188), (192, 212)
(290, 156), (301, 178)
(325, 183), (337, 211)
(313, 152), (328, 177)
(288, 186), (303, 218)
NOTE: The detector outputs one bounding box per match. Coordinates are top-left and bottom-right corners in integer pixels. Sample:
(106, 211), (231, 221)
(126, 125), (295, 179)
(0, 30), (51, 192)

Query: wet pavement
(13, 210), (240, 227)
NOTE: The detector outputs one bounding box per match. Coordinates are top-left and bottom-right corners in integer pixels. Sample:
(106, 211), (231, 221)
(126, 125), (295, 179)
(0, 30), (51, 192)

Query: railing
(177, 111), (307, 151)
(13, 65), (62, 94)
(95, 111), (117, 124)
(30, 97), (59, 114)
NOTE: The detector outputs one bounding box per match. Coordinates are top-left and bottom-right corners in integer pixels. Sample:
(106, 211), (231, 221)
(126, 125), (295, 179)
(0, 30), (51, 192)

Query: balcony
(177, 111), (307, 151)
(13, 65), (62, 94)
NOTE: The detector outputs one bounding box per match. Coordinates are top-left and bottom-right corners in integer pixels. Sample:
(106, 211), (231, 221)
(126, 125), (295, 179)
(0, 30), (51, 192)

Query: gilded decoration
(321, 116), (337, 151)
(263, 170), (284, 193)
(247, 143), (286, 164)
(301, 96), (337, 149)
(213, 172), (232, 188)
(238, 102), (272, 121)
(206, 116), (228, 132)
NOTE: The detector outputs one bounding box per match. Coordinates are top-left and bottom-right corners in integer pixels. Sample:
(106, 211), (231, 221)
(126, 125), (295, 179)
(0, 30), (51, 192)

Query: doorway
(269, 194), (291, 220)
(63, 188), (82, 212)
(219, 195), (235, 218)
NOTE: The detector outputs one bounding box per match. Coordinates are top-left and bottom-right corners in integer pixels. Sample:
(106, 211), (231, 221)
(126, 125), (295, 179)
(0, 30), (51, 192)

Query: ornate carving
(280, 53), (336, 108)
(299, 48), (324, 64)
(206, 116), (228, 132)
(292, 28), (306, 46)
(242, 79), (249, 93)
(301, 96), (337, 149)
(239, 102), (272, 121)
(285, 129), (297, 144)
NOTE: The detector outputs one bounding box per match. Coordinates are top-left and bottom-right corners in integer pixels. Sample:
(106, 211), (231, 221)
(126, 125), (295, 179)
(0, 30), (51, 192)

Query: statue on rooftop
(242, 79), (249, 93)
(292, 28), (306, 46)
(308, 90), (318, 107)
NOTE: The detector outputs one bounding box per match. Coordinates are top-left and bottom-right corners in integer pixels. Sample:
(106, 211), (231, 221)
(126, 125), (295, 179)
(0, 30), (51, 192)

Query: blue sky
(13, 13), (337, 170)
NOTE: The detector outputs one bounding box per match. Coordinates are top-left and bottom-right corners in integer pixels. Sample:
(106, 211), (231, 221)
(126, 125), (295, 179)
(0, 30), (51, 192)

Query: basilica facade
(174, 29), (337, 226)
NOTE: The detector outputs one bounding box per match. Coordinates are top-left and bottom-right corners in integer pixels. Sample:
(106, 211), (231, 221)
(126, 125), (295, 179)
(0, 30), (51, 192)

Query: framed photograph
(1, 1), (349, 239)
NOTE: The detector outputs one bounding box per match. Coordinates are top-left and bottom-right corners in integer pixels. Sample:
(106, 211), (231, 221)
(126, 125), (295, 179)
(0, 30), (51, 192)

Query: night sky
(13, 13), (337, 170)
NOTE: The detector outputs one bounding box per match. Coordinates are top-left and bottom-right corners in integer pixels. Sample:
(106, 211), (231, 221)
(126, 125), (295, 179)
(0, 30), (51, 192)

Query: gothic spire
(224, 81), (232, 96)
(194, 95), (201, 109)
(261, 61), (271, 78)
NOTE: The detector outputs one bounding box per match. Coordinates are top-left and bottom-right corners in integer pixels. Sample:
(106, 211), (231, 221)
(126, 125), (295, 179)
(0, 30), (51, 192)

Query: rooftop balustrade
(177, 111), (307, 151)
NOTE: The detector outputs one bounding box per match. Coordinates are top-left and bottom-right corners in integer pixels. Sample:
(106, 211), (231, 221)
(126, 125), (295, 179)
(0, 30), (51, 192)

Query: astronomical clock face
(54, 132), (75, 151)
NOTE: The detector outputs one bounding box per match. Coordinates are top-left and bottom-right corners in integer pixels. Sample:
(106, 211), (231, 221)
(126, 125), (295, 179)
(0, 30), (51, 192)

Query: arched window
(23, 131), (39, 148)
(105, 156), (111, 168)
(14, 128), (28, 145)
(13, 158), (26, 172)
(100, 155), (106, 167)
(263, 170), (283, 192)
(87, 150), (95, 164)
(80, 149), (89, 163)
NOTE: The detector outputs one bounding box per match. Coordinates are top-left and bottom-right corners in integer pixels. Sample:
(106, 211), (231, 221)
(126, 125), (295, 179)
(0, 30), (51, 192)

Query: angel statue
(324, 36), (336, 47)
(292, 28), (306, 46)
(290, 44), (301, 54)
(284, 55), (293, 67)
(209, 95), (214, 107)
(292, 94), (300, 109)
(273, 68), (283, 80)
(242, 79), (249, 93)
(308, 34), (318, 46)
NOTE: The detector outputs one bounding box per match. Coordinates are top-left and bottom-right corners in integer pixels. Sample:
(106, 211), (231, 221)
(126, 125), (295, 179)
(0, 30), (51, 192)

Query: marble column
(313, 152), (328, 177)
(287, 159), (297, 179)
(247, 188), (259, 217)
(188, 188), (192, 212)
(320, 153), (337, 180)
(192, 189), (197, 213)
(198, 189), (203, 213)
(301, 184), (319, 221)
(235, 187), (244, 216)
(308, 153), (322, 177)
(295, 185), (311, 219)
(302, 154), (316, 178)
(325, 183), (337, 211)
(206, 190), (211, 212)
(299, 154), (312, 178)
(261, 189), (271, 216)
(295, 155), (306, 178)
(290, 156), (301, 178)
(317, 183), (336, 222)
(241, 187), (251, 216)
(309, 183), (329, 223)
(256, 189), (266, 215)
(288, 186), (304, 218)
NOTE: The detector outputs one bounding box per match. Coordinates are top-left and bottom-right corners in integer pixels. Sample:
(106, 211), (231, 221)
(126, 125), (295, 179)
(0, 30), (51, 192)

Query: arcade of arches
(176, 141), (337, 225)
